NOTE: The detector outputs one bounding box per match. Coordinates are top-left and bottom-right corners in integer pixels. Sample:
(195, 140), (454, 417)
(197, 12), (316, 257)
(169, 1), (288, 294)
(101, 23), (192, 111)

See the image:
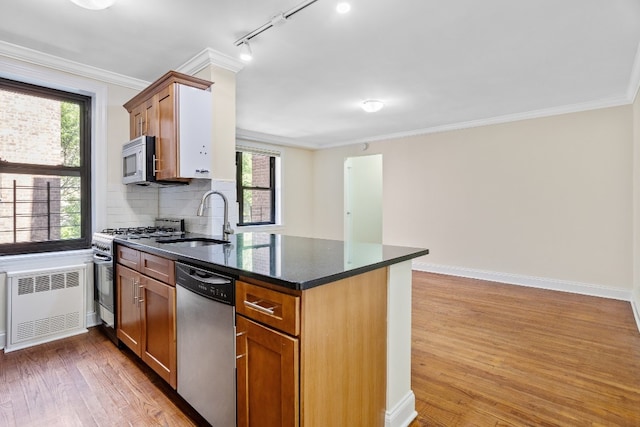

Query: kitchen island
(115, 232), (428, 427)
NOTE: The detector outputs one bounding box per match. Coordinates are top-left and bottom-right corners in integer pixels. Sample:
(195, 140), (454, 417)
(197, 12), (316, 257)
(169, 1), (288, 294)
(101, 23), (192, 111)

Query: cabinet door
(116, 264), (141, 354)
(129, 104), (144, 139)
(156, 84), (179, 181)
(236, 316), (299, 427)
(140, 276), (177, 389)
(129, 98), (155, 139)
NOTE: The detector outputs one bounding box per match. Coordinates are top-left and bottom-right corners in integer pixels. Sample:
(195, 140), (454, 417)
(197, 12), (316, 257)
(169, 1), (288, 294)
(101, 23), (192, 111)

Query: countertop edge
(114, 235), (429, 291)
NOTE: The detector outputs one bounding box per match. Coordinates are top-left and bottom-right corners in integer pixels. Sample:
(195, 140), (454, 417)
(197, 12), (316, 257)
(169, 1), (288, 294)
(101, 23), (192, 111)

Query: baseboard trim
(412, 262), (633, 302)
(386, 391), (418, 427)
(631, 296), (640, 334)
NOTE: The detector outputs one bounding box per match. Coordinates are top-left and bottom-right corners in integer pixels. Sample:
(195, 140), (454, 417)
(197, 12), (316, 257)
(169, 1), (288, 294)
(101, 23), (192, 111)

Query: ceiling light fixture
(336, 2), (351, 14)
(234, 0), (320, 57)
(361, 100), (384, 113)
(69, 0), (116, 10)
(240, 40), (253, 61)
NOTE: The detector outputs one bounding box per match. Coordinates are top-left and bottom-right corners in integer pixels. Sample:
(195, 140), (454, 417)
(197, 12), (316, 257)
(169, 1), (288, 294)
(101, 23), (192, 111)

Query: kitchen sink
(157, 237), (229, 247)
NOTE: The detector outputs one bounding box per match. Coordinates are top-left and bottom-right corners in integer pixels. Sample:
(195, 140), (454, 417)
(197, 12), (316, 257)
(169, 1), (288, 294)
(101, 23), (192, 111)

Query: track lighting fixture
(233, 0), (351, 61)
(234, 0), (320, 58)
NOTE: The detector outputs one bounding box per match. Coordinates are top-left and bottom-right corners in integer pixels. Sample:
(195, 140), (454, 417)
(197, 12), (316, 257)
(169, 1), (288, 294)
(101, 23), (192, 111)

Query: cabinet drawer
(236, 281), (300, 336)
(117, 245), (141, 270)
(141, 252), (175, 285)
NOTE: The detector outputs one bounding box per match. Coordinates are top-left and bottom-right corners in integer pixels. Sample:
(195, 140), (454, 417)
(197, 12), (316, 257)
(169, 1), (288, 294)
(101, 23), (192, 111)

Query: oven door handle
(93, 253), (113, 264)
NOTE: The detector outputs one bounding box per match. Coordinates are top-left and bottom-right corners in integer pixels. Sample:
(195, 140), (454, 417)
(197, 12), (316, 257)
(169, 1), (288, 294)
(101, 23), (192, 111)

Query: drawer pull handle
(244, 300), (275, 315)
(236, 353), (246, 360)
(236, 331), (246, 337)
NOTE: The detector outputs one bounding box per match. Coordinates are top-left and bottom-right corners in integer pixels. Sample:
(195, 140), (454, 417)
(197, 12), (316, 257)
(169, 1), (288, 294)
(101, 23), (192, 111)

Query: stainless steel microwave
(122, 135), (156, 185)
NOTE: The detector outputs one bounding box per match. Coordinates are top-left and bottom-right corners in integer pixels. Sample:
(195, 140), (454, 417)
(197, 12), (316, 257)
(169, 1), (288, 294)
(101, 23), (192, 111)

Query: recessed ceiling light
(69, 0), (117, 10)
(361, 100), (384, 113)
(336, 2), (351, 14)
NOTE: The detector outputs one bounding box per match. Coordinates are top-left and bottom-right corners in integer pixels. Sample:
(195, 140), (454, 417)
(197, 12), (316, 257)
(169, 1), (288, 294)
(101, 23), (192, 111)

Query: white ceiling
(1, 0), (640, 149)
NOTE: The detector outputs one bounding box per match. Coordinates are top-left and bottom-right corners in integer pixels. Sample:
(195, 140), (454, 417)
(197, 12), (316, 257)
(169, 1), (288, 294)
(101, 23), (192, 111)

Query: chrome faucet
(197, 190), (234, 241)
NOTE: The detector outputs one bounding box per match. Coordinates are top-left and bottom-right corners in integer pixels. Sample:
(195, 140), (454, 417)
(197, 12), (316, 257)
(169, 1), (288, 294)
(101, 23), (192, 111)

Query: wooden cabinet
(236, 281), (300, 427)
(236, 316), (299, 427)
(116, 264), (141, 353)
(139, 273), (176, 386)
(236, 267), (388, 427)
(123, 70), (213, 182)
(116, 246), (177, 388)
(129, 98), (155, 138)
(116, 244), (140, 270)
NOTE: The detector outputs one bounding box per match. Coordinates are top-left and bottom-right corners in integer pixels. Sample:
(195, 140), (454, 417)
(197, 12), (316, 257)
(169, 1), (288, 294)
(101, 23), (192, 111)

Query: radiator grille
(18, 277), (34, 295)
(7, 265), (87, 352)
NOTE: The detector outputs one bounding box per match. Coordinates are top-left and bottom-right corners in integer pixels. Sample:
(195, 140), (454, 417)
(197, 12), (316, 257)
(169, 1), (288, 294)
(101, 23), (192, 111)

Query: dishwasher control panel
(175, 262), (234, 305)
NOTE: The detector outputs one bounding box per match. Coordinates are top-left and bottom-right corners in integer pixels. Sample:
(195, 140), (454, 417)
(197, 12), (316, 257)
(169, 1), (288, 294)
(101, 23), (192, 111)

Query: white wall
(280, 145), (315, 237)
(633, 88), (640, 325)
(313, 106), (634, 293)
(103, 77), (159, 229)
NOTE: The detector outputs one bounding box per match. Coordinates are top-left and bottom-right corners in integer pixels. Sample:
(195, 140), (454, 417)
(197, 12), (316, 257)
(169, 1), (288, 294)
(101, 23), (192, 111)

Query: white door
(344, 154), (383, 244)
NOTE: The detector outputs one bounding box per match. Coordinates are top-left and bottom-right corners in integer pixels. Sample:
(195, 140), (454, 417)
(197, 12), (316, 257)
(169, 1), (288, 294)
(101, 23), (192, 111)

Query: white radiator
(5, 264), (87, 352)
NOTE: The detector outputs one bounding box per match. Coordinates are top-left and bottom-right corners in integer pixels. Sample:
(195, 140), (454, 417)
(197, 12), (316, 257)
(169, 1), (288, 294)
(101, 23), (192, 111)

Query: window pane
(239, 233), (276, 274)
(0, 174), (82, 244)
(242, 189), (272, 223)
(240, 152), (271, 188)
(0, 89), (80, 167)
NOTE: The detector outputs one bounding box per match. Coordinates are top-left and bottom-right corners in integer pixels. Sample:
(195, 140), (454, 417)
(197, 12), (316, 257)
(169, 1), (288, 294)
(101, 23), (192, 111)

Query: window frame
(235, 150), (277, 226)
(0, 77), (92, 255)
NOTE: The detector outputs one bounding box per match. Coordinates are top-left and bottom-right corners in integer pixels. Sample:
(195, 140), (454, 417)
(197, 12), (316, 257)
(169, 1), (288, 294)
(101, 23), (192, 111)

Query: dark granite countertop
(115, 232), (429, 291)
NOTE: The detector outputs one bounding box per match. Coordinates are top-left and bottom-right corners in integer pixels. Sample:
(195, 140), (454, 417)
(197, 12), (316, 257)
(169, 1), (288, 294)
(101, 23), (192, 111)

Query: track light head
(240, 40), (253, 62)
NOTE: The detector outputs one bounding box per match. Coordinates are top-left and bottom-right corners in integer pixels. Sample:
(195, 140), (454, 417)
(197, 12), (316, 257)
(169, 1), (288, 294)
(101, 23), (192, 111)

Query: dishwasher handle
(188, 271), (231, 285)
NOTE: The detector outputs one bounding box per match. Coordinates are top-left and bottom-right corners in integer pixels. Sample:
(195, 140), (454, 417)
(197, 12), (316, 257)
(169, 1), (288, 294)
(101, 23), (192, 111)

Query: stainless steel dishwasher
(175, 262), (235, 427)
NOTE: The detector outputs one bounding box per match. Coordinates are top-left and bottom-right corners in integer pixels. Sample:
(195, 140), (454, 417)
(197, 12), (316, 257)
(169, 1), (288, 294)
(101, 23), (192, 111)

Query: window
(0, 77), (91, 255)
(236, 149), (278, 226)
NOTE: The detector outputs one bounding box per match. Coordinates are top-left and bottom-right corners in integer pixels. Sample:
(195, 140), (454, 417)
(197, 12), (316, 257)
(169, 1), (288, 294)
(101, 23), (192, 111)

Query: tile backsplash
(105, 183), (159, 229)
(105, 179), (238, 236)
(159, 179), (238, 236)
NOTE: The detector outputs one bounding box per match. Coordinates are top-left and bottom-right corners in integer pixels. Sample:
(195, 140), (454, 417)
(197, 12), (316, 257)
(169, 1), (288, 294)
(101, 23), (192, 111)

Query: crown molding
(177, 47), (245, 75)
(320, 95), (633, 150)
(236, 128), (320, 150)
(0, 40), (149, 90)
(240, 93), (635, 151)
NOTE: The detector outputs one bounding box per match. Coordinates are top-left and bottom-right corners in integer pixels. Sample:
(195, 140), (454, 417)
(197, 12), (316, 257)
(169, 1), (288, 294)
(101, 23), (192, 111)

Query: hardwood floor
(1, 271), (639, 426)
(409, 271), (640, 427)
(0, 329), (205, 427)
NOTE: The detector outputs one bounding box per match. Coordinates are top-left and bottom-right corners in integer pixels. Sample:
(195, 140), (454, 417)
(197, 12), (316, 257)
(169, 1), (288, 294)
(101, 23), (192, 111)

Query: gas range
(92, 219), (185, 256)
